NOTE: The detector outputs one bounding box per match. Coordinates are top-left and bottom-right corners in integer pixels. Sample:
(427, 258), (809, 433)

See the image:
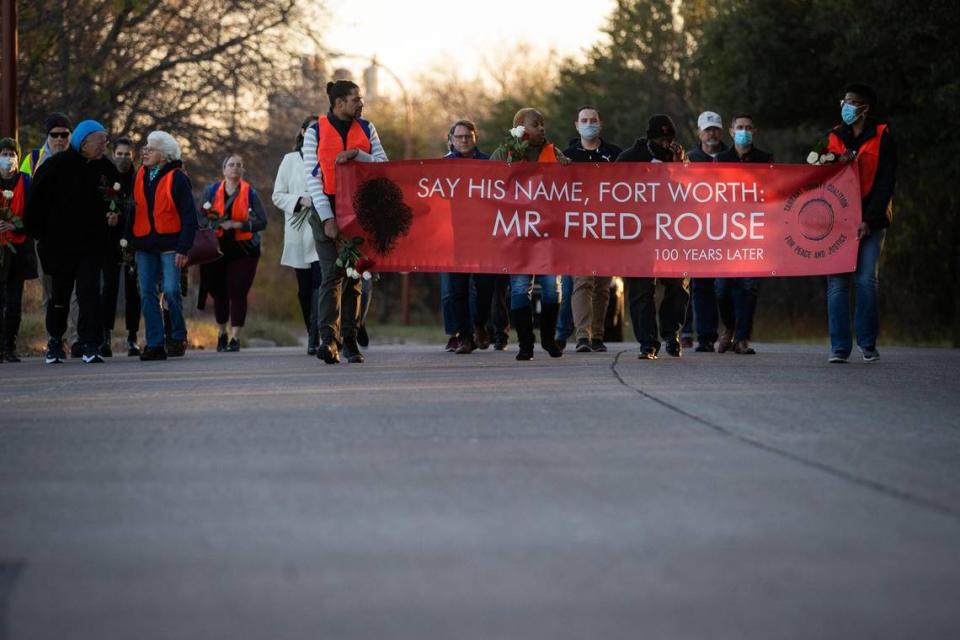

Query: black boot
(539, 303), (564, 358)
(99, 329), (113, 357)
(510, 307), (535, 361)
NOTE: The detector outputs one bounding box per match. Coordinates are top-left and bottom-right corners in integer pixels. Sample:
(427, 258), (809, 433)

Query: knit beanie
(70, 120), (107, 151)
(44, 112), (73, 133)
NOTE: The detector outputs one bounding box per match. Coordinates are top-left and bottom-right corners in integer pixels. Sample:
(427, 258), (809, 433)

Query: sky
(320, 0), (616, 93)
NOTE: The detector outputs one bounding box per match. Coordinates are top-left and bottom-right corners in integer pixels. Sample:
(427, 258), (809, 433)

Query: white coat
(272, 150), (319, 268)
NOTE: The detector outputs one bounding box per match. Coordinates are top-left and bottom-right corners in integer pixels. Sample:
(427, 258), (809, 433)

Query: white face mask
(577, 123), (600, 140)
(0, 157), (14, 171)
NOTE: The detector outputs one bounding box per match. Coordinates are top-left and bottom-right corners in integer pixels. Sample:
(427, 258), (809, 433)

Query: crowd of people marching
(0, 80), (894, 366)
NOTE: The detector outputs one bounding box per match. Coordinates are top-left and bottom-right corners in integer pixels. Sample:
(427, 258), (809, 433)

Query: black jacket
(617, 138), (678, 163)
(23, 147), (121, 274)
(687, 141), (729, 163)
(562, 139), (623, 163)
(828, 119), (896, 231)
(124, 161), (199, 255)
(716, 146), (774, 163)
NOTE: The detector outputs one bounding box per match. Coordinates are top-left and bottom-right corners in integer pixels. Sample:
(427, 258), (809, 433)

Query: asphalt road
(1, 343), (959, 639)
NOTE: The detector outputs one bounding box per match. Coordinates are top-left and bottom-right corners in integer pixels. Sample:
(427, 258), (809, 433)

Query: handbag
(186, 227), (222, 266)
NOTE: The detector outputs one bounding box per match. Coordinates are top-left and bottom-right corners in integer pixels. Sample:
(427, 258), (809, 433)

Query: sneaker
(70, 342), (83, 358)
(665, 340), (682, 358)
(590, 339), (608, 352)
(357, 324), (370, 348)
(455, 335), (476, 354)
(82, 353), (104, 364)
(694, 342), (715, 353)
(342, 338), (365, 363)
(45, 338), (66, 364)
(139, 346), (168, 361)
(317, 338), (340, 364)
(126, 337), (141, 357)
(445, 335), (460, 352)
(860, 346), (880, 363)
(680, 336), (694, 349)
(638, 348), (658, 360)
(166, 339), (187, 358)
(493, 334), (508, 351)
(575, 338), (593, 353)
(227, 338), (240, 352)
(828, 352), (849, 364)
(734, 340), (756, 355)
(216, 333), (228, 352)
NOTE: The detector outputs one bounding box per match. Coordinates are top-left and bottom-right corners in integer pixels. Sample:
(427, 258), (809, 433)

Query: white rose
(509, 125), (526, 139)
(202, 202), (212, 210)
(806, 151), (820, 165)
(362, 270), (372, 281)
(119, 239), (128, 248)
(113, 182), (122, 191)
(350, 270), (361, 280)
(824, 152), (836, 162)
(345, 267), (356, 278)
(1, 190), (13, 200)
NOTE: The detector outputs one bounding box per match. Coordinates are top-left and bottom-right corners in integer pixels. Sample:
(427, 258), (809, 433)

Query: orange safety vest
(537, 143), (559, 163)
(315, 116), (372, 196)
(827, 124), (887, 199)
(5, 173), (28, 245)
(133, 167), (182, 237)
(211, 180), (253, 241)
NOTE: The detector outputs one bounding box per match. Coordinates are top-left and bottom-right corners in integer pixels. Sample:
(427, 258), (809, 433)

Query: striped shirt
(301, 118), (388, 221)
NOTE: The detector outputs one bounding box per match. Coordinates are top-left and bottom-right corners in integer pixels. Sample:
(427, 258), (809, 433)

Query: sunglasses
(48, 131), (70, 139)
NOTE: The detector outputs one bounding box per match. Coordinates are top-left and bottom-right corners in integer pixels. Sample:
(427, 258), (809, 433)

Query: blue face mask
(734, 130), (753, 146)
(841, 103), (862, 125)
(576, 123), (600, 140)
(0, 157), (13, 171)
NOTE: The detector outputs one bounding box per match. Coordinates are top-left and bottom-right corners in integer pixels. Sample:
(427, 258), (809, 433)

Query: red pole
(1, 0), (18, 141)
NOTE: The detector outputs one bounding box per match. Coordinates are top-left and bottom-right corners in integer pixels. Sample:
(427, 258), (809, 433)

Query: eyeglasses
(48, 131), (70, 139)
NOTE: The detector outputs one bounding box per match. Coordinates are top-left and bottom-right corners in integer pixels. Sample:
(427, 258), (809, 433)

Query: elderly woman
(199, 154), (267, 352)
(273, 115), (321, 355)
(125, 131), (198, 360)
(0, 138), (39, 362)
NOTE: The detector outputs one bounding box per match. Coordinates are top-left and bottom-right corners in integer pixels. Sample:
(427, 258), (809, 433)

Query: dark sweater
(716, 146), (774, 163)
(687, 141), (729, 163)
(125, 161), (198, 255)
(562, 139), (623, 163)
(23, 147), (121, 274)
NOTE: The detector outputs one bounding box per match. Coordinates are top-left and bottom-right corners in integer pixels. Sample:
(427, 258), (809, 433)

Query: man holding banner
(824, 84), (896, 363)
(302, 79), (388, 365)
(616, 114), (690, 360)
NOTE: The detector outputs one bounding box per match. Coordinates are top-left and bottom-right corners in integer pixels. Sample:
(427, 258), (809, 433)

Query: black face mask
(647, 140), (673, 162)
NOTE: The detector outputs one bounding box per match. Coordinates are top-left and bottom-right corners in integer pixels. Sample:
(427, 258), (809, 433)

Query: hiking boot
(342, 338), (365, 363)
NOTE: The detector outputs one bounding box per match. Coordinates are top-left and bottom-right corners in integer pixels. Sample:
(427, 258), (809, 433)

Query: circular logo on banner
(781, 176), (853, 262)
(796, 198), (835, 241)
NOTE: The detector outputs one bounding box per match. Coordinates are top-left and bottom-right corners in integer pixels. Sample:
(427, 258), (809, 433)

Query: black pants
(317, 236), (360, 343)
(101, 259), (141, 335)
(487, 274), (511, 339)
(47, 254), (102, 349)
(0, 251), (26, 351)
(294, 262), (322, 330)
(626, 277), (690, 351)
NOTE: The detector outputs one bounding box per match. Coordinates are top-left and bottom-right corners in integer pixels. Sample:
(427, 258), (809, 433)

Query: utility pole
(1, 0), (18, 140)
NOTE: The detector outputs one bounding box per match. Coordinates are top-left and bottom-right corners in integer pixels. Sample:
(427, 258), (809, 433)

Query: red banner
(335, 159), (861, 277)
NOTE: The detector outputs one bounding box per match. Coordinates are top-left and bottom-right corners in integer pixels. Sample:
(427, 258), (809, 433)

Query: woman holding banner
(489, 108), (570, 361)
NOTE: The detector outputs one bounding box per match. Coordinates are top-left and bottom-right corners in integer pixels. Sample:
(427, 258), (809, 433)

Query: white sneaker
(81, 353), (104, 364)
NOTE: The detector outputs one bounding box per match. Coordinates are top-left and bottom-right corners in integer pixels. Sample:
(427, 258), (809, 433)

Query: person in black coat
(24, 119), (121, 364)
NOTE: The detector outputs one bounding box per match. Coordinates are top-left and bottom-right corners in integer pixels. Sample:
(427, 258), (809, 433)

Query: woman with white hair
(125, 130), (198, 360)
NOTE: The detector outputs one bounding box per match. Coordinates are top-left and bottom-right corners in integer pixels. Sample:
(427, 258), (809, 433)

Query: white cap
(697, 111), (722, 131)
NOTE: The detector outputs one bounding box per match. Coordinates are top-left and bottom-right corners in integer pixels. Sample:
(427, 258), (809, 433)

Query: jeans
(442, 272), (496, 336)
(509, 274), (561, 310)
(556, 275), (574, 341)
(827, 229), (885, 355)
(691, 277), (719, 345)
(715, 278), (758, 341)
(136, 251), (185, 348)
